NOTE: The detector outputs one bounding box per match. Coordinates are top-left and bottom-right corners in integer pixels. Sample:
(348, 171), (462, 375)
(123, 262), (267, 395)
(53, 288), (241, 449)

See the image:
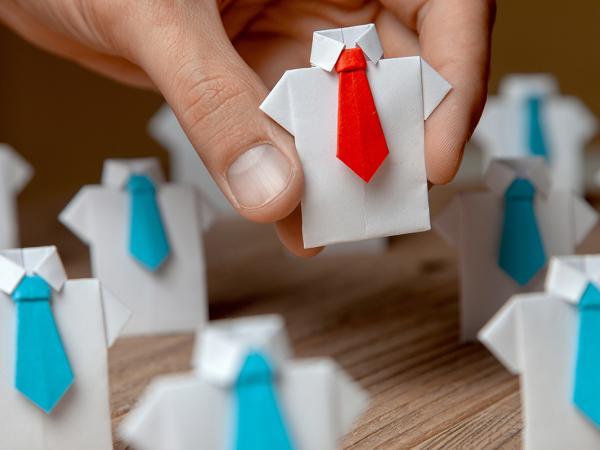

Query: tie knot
(506, 178), (536, 200)
(335, 48), (367, 73)
(527, 95), (543, 113)
(12, 275), (51, 302)
(580, 283), (600, 310)
(127, 174), (156, 194)
(236, 351), (275, 386)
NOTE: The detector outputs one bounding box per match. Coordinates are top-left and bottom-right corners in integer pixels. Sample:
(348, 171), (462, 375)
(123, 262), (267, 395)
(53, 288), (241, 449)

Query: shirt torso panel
(83, 184), (208, 335)
(480, 98), (586, 192)
(457, 190), (576, 340)
(129, 361), (341, 450)
(0, 279), (112, 450)
(0, 159), (18, 249)
(286, 56), (429, 247)
(517, 296), (600, 449)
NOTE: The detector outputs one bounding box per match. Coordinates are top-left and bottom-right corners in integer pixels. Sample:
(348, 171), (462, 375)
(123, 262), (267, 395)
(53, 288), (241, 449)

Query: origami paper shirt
(0, 145), (32, 249)
(480, 255), (600, 450)
(260, 23), (451, 248)
(473, 74), (597, 193)
(121, 315), (369, 450)
(0, 246), (130, 450)
(434, 158), (598, 341)
(60, 158), (213, 336)
(153, 96), (389, 257)
(149, 105), (233, 219)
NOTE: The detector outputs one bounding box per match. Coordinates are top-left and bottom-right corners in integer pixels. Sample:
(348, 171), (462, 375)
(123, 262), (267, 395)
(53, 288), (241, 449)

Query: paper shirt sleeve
(119, 379), (167, 450)
(100, 286), (131, 348)
(148, 104), (179, 148)
(259, 71), (296, 136)
(421, 58), (452, 120)
(1, 145), (33, 193)
(58, 187), (92, 244)
(195, 189), (219, 232)
(564, 97), (598, 143)
(432, 196), (461, 246)
(478, 297), (522, 374)
(573, 196), (599, 245)
(334, 365), (369, 436)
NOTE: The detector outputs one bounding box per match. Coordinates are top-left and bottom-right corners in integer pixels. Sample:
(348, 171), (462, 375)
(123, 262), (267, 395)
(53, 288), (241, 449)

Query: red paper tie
(335, 48), (389, 183)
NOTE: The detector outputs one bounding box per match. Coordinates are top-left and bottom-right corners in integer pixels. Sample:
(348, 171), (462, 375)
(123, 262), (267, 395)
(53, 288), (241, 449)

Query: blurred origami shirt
(0, 145), (32, 249)
(434, 158), (597, 341)
(473, 74), (597, 194)
(121, 315), (369, 450)
(59, 158), (214, 336)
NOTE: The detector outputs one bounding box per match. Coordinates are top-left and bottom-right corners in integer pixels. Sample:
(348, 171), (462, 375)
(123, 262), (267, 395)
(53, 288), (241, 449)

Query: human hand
(0, 0), (495, 257)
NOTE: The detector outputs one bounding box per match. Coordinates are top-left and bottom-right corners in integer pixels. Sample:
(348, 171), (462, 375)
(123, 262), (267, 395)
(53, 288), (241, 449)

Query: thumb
(131, 1), (303, 223)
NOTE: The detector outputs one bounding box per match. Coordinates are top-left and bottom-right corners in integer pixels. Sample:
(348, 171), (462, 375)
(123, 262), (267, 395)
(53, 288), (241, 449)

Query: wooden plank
(54, 197), (599, 449)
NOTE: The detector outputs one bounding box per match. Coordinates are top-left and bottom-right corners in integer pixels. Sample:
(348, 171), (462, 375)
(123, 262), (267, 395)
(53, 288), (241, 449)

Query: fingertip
(275, 207), (324, 258)
(424, 75), (486, 185)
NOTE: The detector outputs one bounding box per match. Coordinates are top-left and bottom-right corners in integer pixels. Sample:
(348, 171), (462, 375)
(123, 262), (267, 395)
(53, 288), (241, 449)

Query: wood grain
(51, 197), (599, 449)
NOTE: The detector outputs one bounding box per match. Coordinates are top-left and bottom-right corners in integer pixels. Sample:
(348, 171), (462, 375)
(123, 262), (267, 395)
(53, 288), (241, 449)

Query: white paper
(434, 158), (598, 341)
(0, 246), (130, 450)
(479, 255), (600, 450)
(121, 315), (369, 450)
(473, 74), (597, 193)
(0, 145), (33, 250)
(260, 24), (451, 248)
(149, 105), (233, 220)
(59, 158), (209, 336)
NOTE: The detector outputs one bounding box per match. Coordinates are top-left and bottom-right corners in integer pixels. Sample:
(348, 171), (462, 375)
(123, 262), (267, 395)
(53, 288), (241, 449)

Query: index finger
(382, 0), (496, 184)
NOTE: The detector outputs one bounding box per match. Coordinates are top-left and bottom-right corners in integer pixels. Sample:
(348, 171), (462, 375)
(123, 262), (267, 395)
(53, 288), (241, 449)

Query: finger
(128, 0), (303, 223)
(382, 0), (496, 184)
(275, 206), (324, 258)
(375, 9), (420, 57)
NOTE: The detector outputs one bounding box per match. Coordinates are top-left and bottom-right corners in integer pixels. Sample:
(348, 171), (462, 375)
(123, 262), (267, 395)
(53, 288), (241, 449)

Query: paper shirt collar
(545, 255), (600, 305)
(310, 23), (384, 72)
(498, 74), (559, 99)
(484, 158), (551, 198)
(0, 246), (67, 295)
(101, 158), (165, 189)
(193, 315), (293, 387)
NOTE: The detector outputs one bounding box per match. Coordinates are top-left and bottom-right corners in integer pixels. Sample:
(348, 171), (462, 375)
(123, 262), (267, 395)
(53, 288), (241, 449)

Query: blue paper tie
(127, 174), (171, 271)
(498, 178), (546, 285)
(233, 351), (295, 450)
(574, 282), (600, 428)
(11, 275), (73, 413)
(526, 96), (550, 160)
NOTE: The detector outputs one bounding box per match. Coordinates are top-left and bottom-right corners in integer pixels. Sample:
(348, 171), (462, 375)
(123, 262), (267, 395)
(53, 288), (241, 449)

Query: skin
(0, 0), (496, 256)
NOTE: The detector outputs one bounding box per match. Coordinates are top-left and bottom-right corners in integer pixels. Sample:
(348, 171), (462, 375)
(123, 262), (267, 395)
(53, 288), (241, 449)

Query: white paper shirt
(121, 315), (369, 450)
(479, 255), (600, 450)
(152, 105), (390, 257)
(260, 24), (451, 248)
(0, 145), (33, 249)
(0, 246), (130, 450)
(149, 105), (232, 219)
(59, 158), (211, 336)
(434, 158), (598, 341)
(473, 74), (597, 193)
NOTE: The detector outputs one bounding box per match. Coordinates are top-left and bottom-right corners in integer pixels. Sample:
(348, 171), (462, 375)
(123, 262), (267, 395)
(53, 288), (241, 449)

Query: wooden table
(51, 197), (599, 449)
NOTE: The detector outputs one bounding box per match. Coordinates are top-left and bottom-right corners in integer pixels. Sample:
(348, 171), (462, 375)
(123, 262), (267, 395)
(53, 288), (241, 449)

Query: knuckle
(176, 68), (254, 147)
(71, 0), (131, 49)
